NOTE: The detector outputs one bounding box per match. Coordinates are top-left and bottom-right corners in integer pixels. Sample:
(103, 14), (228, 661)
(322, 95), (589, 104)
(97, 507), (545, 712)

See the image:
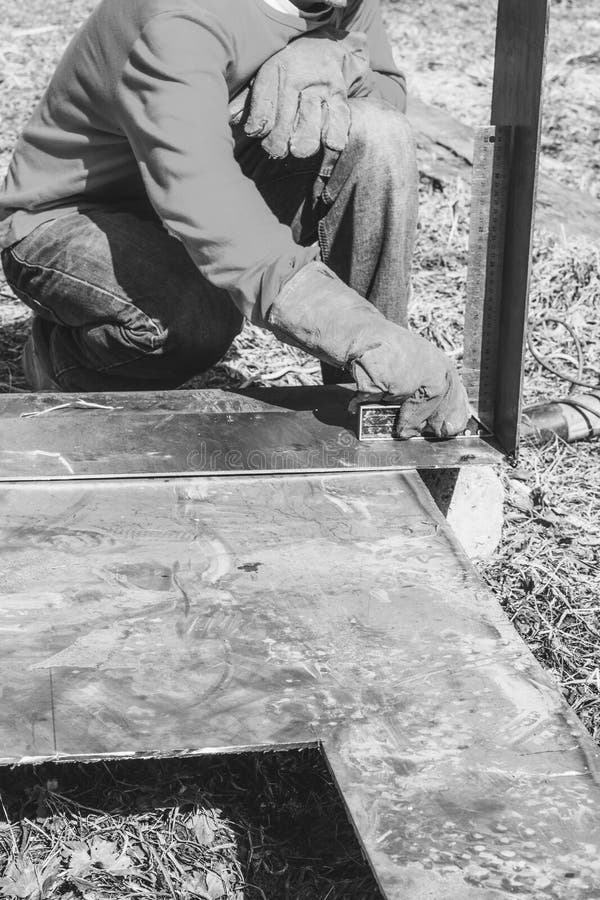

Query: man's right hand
(267, 261), (470, 439)
(349, 330), (470, 439)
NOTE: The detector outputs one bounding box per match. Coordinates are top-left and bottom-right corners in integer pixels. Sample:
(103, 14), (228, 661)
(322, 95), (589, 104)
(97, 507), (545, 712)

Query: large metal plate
(1, 470), (599, 898)
(0, 387), (503, 481)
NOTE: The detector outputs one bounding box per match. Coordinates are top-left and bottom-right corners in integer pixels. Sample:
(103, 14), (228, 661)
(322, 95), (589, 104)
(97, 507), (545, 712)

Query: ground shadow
(0, 749), (383, 900)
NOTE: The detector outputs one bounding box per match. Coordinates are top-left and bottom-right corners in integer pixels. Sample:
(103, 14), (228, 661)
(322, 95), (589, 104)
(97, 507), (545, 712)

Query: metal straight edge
(1, 741), (320, 769)
(0, 388), (504, 482)
(491, 0), (551, 459)
(0, 440), (502, 482)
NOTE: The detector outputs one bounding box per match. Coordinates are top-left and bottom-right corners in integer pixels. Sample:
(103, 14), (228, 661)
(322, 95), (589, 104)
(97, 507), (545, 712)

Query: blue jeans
(1, 98), (418, 391)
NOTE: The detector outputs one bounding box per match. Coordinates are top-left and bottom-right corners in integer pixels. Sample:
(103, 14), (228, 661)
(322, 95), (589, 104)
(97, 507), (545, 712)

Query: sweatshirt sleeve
(342, 0), (407, 112)
(115, 11), (319, 324)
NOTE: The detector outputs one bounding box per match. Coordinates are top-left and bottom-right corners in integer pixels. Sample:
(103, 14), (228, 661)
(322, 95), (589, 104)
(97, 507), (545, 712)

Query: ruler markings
(463, 126), (512, 430)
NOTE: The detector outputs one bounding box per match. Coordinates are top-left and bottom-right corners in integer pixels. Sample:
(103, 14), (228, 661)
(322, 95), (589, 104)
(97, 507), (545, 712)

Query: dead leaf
(205, 871), (225, 899)
(182, 872), (209, 897)
(0, 856), (60, 900)
(188, 811), (216, 847)
(181, 868), (228, 900)
(88, 838), (134, 875)
(68, 839), (133, 878)
(66, 843), (92, 878)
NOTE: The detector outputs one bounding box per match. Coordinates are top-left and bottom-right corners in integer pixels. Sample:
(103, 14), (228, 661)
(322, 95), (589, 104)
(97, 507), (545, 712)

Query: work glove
(267, 261), (470, 439)
(243, 29), (370, 159)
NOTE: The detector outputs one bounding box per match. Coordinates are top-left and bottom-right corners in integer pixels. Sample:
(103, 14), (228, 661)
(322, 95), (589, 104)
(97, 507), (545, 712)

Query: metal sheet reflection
(1, 471), (599, 897)
(0, 387), (503, 480)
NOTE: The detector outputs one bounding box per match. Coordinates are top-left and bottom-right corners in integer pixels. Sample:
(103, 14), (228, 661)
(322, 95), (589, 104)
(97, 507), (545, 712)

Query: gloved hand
(267, 261), (470, 439)
(349, 340), (470, 439)
(243, 30), (370, 159)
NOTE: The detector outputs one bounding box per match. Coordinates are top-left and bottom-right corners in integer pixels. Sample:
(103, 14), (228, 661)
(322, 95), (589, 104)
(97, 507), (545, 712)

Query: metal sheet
(1, 471), (599, 897)
(0, 388), (503, 481)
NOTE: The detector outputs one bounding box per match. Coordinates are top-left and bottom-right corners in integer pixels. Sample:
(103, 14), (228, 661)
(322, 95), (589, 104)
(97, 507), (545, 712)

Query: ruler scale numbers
(463, 126), (512, 431)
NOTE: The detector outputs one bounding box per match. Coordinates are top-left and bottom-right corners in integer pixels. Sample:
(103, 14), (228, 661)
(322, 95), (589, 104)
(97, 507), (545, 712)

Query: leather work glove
(267, 261), (471, 439)
(243, 30), (370, 159)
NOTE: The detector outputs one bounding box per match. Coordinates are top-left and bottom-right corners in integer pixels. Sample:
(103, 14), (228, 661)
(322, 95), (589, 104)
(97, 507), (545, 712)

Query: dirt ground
(1, 0), (599, 897)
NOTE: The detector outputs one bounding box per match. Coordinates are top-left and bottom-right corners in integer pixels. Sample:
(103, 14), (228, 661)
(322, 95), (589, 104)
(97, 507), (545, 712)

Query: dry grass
(485, 236), (600, 746)
(1, 0), (600, 896)
(383, 0), (600, 198)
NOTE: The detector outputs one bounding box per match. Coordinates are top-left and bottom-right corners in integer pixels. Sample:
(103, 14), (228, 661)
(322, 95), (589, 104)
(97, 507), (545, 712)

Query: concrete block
(419, 466), (504, 561)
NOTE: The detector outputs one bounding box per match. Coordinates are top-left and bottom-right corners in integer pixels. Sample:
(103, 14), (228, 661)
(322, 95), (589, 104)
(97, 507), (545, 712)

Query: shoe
(21, 317), (62, 391)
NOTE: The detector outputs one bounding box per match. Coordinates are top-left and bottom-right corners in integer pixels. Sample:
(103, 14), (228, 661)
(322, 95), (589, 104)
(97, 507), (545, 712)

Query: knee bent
(96, 300), (243, 381)
(345, 98), (417, 176)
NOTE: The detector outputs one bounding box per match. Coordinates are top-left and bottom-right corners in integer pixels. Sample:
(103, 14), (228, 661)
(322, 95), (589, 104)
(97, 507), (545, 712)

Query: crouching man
(0, 0), (469, 438)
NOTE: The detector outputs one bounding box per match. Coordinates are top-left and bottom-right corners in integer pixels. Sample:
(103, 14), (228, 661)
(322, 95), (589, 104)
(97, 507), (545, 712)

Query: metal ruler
(463, 125), (512, 431)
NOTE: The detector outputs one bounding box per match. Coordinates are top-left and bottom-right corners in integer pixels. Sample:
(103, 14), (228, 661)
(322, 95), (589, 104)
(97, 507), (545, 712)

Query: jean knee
(344, 98), (418, 185)
(74, 314), (167, 379)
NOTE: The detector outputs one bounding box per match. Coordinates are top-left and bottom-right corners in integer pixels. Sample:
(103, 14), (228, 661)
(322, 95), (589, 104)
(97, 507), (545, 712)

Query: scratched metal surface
(0, 388), (502, 480)
(1, 471), (600, 898)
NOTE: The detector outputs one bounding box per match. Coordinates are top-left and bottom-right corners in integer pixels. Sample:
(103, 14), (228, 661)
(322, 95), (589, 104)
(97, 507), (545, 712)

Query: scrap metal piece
(521, 392), (600, 444)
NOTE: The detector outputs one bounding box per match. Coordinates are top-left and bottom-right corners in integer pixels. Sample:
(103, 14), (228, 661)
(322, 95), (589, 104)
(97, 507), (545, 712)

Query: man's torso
(0, 0), (344, 248)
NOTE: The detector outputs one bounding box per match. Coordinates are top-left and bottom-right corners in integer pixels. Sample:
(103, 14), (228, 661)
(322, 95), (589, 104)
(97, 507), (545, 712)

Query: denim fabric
(1, 97), (418, 391)
(2, 211), (244, 391)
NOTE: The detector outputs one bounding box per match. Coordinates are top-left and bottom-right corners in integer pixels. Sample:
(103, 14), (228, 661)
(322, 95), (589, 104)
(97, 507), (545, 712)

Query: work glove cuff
(339, 30), (370, 93)
(267, 261), (471, 439)
(266, 260), (389, 370)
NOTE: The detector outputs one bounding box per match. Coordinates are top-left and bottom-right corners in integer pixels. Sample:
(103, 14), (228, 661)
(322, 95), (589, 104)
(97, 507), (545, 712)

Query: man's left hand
(243, 31), (369, 159)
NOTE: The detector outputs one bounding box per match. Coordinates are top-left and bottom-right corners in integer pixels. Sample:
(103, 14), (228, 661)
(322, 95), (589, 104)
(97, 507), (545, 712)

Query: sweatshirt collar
(257, 0), (336, 28)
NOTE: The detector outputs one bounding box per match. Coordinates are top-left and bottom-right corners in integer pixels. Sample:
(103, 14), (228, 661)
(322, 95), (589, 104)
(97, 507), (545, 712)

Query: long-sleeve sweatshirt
(0, 0), (406, 323)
